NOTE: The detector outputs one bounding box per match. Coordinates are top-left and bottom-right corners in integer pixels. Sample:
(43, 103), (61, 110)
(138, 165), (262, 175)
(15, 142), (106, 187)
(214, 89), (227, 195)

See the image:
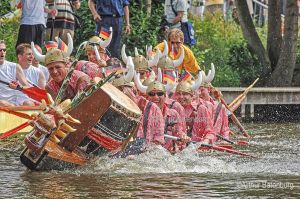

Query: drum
(61, 83), (142, 151)
(20, 82), (141, 169)
(86, 83), (142, 150)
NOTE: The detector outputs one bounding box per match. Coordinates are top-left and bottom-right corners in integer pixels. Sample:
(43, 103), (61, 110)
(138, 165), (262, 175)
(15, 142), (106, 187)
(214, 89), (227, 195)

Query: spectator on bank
(45, 0), (81, 43)
(88, 0), (131, 58)
(0, 40), (34, 106)
(164, 0), (189, 42)
(16, 0), (56, 47)
(16, 43), (46, 89)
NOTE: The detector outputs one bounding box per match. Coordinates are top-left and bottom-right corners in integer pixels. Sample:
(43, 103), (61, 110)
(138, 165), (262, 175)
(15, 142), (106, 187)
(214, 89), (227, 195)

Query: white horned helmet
(201, 63), (215, 83)
(77, 27), (113, 62)
(175, 72), (203, 94)
(156, 40), (185, 71)
(121, 44), (160, 72)
(31, 33), (73, 65)
(134, 68), (175, 95)
(111, 56), (135, 87)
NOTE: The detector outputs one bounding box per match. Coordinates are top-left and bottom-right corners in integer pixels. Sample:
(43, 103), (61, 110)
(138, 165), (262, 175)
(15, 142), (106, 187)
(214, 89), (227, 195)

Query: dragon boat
(1, 80), (141, 170)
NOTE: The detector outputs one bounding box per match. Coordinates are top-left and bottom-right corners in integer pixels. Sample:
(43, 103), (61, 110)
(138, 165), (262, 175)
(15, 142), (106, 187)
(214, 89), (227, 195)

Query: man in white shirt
(0, 40), (34, 106)
(16, 43), (46, 89)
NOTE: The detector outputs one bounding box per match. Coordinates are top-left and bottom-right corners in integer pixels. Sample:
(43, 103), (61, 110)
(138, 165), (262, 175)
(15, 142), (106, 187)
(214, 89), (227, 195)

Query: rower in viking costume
(198, 65), (230, 139)
(31, 34), (91, 101)
(146, 81), (189, 152)
(154, 28), (200, 75)
(174, 74), (216, 145)
(107, 69), (165, 158)
(156, 68), (187, 135)
(136, 77), (189, 152)
(74, 33), (113, 79)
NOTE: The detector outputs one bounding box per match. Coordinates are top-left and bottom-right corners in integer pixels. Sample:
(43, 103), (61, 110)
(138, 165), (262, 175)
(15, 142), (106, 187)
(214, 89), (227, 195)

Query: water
(0, 123), (300, 198)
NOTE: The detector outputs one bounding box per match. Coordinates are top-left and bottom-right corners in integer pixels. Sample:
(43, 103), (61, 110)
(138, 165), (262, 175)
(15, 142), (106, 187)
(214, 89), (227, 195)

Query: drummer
(31, 36), (91, 100)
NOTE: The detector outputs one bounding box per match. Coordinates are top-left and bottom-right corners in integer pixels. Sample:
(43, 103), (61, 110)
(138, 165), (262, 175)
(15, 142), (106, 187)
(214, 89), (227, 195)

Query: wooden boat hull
(20, 83), (142, 170)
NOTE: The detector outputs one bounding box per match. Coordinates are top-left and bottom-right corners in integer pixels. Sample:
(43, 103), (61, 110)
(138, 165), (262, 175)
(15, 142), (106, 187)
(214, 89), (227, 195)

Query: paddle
(0, 121), (31, 140)
(229, 78), (259, 108)
(216, 134), (248, 146)
(164, 134), (256, 158)
(0, 106), (35, 120)
(0, 80), (49, 103)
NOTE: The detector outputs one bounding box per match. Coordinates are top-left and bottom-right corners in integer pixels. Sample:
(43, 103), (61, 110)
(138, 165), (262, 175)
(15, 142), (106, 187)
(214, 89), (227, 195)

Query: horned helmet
(146, 81), (166, 94)
(31, 33), (73, 65)
(111, 56), (135, 88)
(76, 27), (113, 62)
(201, 63), (215, 83)
(156, 40), (185, 71)
(175, 72), (203, 95)
(134, 71), (175, 94)
(121, 45), (160, 71)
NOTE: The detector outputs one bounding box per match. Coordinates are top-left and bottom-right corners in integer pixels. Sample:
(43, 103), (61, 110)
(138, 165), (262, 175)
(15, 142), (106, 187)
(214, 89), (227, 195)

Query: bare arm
(38, 71), (46, 89)
(124, 5), (131, 34)
(16, 64), (30, 87)
(88, 0), (101, 21)
(173, 11), (183, 24)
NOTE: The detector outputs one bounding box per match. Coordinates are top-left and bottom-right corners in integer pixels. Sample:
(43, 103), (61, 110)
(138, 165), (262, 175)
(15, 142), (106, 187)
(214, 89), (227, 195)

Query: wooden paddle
(216, 134), (248, 146)
(164, 134), (256, 158)
(0, 121), (31, 140)
(0, 80), (49, 103)
(229, 78), (259, 108)
(0, 106), (35, 120)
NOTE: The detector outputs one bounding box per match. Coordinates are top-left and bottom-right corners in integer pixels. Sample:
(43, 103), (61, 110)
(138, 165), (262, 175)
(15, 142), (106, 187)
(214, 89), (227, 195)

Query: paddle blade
(236, 140), (249, 145)
(210, 144), (256, 158)
(22, 87), (49, 104)
(216, 144), (233, 149)
(0, 107), (34, 120)
(0, 121), (30, 140)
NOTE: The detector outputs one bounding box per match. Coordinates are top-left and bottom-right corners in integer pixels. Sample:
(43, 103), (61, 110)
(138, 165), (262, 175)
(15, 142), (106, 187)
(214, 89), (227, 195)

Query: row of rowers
(0, 28), (230, 148)
(0, 28), (199, 107)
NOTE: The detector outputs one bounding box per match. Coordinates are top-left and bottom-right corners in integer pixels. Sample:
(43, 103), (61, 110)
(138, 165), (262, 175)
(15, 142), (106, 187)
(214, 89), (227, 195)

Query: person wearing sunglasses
(174, 81), (216, 145)
(0, 40), (34, 106)
(145, 81), (189, 153)
(155, 28), (200, 76)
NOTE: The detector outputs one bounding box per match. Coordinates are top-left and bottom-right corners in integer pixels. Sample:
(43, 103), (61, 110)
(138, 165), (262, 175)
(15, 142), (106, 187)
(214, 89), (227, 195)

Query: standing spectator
(164, 0), (188, 32)
(16, 0), (56, 47)
(88, 0), (131, 58)
(45, 0), (81, 43)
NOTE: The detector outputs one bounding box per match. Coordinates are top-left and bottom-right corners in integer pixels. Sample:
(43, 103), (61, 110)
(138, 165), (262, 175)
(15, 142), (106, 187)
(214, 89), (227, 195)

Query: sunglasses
(0, 49), (6, 52)
(148, 92), (164, 97)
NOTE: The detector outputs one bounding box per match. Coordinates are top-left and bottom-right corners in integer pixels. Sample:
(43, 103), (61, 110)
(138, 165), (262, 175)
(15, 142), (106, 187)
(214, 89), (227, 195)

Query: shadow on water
(0, 123), (300, 198)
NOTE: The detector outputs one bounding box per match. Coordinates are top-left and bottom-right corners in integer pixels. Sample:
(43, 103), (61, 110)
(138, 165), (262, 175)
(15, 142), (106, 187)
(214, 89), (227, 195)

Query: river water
(0, 123), (299, 198)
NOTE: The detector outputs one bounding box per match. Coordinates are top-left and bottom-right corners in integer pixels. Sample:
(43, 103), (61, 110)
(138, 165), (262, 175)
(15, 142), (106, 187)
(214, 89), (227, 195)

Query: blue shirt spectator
(88, 0), (131, 59)
(96, 0), (129, 17)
